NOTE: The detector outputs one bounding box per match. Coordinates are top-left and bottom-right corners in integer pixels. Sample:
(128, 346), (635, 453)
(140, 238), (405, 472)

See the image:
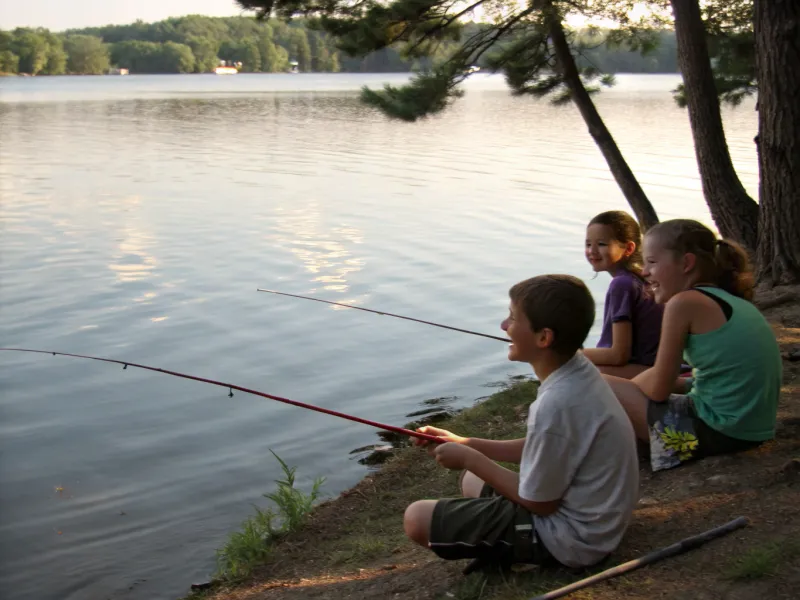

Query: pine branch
(360, 5), (538, 121)
(236, 0), (625, 119)
(400, 0), (487, 57)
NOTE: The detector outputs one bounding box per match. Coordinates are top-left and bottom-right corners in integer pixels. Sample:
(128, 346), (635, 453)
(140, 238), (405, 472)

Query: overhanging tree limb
(360, 8), (539, 120)
(237, 0), (661, 229)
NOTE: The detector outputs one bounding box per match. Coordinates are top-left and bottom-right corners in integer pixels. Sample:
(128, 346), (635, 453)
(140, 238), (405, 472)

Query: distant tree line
(0, 15), (679, 76)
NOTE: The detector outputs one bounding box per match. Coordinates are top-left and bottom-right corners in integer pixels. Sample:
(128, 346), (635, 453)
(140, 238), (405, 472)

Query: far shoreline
(1, 70), (679, 78)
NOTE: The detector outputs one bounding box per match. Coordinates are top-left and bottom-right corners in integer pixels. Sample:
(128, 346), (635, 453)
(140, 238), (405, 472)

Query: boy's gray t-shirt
(518, 353), (639, 568)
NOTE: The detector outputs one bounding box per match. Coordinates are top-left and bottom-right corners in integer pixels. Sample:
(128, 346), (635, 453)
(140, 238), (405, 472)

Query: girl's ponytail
(715, 239), (754, 301)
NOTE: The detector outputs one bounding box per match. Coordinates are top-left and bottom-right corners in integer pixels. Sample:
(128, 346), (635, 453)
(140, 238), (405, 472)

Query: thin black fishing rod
(257, 288), (510, 343)
(0, 348), (443, 444)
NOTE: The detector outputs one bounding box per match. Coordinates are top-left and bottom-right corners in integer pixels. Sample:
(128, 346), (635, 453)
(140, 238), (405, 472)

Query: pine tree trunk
(670, 0), (759, 252)
(545, 8), (660, 231)
(754, 0), (800, 286)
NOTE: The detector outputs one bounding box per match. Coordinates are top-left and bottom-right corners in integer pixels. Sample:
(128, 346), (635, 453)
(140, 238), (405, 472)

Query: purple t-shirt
(597, 270), (663, 366)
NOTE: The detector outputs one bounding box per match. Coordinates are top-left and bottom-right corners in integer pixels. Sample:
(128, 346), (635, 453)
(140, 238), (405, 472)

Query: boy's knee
(461, 471), (486, 498)
(404, 500), (435, 547)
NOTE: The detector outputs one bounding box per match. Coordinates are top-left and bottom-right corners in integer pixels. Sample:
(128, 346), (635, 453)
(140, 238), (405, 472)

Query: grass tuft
(723, 538), (800, 580)
(329, 535), (389, 565)
(214, 450), (326, 579)
(439, 566), (579, 600)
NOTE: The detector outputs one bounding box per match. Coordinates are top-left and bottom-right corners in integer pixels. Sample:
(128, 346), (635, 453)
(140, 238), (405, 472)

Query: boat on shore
(214, 60), (241, 75)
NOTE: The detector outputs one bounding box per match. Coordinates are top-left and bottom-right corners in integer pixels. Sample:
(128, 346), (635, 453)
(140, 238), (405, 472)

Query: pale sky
(0, 0), (244, 31)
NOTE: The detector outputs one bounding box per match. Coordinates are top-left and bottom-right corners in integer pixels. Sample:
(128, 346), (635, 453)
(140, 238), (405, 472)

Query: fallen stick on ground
(529, 516), (749, 600)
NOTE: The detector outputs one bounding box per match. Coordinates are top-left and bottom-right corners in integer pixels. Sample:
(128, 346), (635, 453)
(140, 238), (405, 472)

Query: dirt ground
(190, 285), (800, 600)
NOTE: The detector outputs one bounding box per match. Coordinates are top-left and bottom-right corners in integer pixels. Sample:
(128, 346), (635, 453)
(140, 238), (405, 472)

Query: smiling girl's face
(642, 233), (690, 304)
(585, 223), (634, 274)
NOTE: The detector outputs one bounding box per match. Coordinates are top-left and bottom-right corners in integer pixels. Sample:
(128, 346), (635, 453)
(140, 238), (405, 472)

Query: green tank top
(685, 286), (781, 441)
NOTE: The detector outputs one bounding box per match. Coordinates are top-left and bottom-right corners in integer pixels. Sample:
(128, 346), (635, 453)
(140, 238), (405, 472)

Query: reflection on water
(134, 292), (158, 303)
(0, 73), (758, 600)
(270, 202), (366, 295)
(108, 227), (159, 283)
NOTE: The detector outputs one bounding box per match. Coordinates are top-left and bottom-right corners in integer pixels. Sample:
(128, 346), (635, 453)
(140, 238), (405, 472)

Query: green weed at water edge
(214, 450), (326, 580)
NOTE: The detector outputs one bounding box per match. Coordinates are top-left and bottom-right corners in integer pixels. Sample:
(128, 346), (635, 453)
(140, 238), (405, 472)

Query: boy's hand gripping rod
(0, 348), (444, 444)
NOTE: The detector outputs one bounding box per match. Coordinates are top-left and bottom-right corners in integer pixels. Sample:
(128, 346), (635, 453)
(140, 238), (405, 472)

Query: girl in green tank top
(600, 219), (781, 472)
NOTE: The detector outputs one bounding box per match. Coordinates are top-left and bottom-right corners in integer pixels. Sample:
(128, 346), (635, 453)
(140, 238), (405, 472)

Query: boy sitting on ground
(405, 274), (639, 569)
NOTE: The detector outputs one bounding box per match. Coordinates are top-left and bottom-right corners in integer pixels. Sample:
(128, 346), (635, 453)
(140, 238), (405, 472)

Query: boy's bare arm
(464, 437), (525, 463)
(415, 426), (525, 463)
(460, 449), (560, 516)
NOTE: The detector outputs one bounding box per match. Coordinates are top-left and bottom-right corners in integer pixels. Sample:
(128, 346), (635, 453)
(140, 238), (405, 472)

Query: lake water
(0, 73), (758, 600)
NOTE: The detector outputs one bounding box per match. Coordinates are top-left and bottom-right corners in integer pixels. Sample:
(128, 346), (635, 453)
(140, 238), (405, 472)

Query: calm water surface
(0, 73), (757, 600)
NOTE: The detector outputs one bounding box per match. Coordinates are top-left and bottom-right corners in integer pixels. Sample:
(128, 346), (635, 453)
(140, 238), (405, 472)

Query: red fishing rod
(0, 348), (443, 444)
(257, 288), (510, 343)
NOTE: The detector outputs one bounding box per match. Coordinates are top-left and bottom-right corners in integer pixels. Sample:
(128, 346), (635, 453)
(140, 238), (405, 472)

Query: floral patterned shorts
(647, 394), (762, 472)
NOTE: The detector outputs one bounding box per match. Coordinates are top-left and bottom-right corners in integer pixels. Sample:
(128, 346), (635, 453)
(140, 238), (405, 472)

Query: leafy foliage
(236, 0), (677, 121)
(11, 28), (51, 75)
(361, 67), (465, 121)
(702, 0), (755, 106)
(668, 0), (755, 108)
(262, 450), (326, 532)
(0, 49), (19, 73)
(1, 13), (679, 77)
(64, 35), (110, 75)
(215, 450), (326, 579)
(672, 28), (755, 108)
(44, 35), (67, 75)
(0, 17), (342, 74)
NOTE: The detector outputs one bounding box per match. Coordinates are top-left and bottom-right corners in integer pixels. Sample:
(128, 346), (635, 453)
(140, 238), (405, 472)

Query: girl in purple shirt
(583, 211), (664, 378)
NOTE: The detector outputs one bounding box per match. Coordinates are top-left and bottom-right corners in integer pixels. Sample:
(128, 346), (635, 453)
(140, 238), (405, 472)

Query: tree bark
(754, 0), (800, 286)
(545, 6), (660, 231)
(670, 0), (759, 252)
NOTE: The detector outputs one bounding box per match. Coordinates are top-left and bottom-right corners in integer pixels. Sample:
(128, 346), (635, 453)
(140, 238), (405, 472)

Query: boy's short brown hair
(509, 275), (595, 357)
